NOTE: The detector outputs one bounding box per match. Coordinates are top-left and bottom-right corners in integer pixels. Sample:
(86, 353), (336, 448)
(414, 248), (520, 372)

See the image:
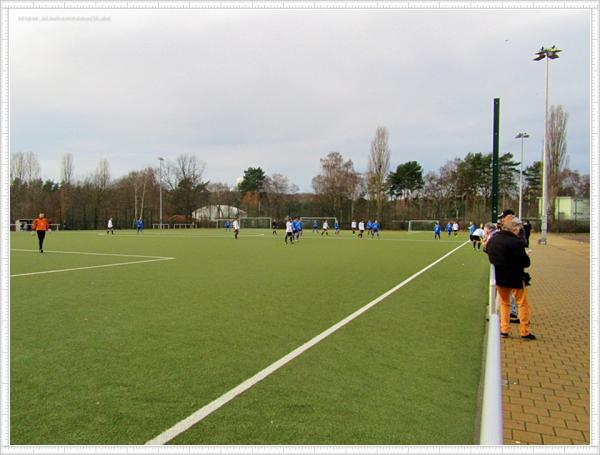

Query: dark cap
(497, 209), (515, 220)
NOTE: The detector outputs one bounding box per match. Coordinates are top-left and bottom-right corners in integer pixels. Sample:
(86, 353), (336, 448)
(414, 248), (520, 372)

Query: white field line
(11, 248), (170, 259)
(146, 241), (470, 445)
(10, 249), (175, 277)
(11, 258), (174, 278)
(97, 233), (266, 238)
(297, 235), (462, 243)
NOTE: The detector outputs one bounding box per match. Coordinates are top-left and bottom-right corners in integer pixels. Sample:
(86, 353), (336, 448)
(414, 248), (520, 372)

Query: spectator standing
(486, 217), (536, 340)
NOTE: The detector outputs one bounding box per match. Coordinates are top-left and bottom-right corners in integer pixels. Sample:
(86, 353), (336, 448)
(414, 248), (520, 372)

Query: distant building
(538, 197), (589, 221)
(192, 205), (247, 221)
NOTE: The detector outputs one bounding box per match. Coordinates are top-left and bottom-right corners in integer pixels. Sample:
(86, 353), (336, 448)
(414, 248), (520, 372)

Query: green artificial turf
(9, 229), (489, 445)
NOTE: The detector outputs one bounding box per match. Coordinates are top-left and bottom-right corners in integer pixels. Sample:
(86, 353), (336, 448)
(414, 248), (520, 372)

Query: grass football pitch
(9, 228), (490, 445)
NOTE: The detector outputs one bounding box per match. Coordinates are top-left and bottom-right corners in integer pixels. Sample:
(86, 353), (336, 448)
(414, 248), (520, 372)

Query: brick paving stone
(500, 234), (590, 445)
(525, 422), (555, 436)
(554, 427), (586, 441)
(512, 429), (543, 444)
(542, 435), (575, 444)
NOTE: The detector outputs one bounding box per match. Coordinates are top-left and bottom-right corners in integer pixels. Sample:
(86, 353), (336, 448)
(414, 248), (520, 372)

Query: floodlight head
(533, 52), (545, 61)
(523, 133), (530, 138)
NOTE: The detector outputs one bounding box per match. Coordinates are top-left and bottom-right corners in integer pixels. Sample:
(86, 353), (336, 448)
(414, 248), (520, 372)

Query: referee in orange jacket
(31, 212), (50, 253)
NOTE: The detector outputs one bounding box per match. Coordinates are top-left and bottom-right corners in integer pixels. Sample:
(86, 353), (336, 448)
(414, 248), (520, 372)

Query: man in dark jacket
(486, 217), (536, 340)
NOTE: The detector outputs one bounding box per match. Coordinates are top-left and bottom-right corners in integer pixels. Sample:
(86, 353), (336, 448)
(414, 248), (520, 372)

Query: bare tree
(207, 182), (231, 218)
(312, 152), (360, 221)
(265, 173), (298, 219)
(11, 151), (40, 183)
(367, 127), (391, 220)
(59, 153), (75, 225)
(60, 153), (74, 186)
(93, 159), (111, 192)
(167, 154), (206, 190)
(133, 169), (151, 223)
(166, 155), (208, 222)
(546, 105), (568, 222)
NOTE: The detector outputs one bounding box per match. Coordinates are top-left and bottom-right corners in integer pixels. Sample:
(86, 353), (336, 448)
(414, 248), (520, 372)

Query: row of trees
(9, 105), (589, 230)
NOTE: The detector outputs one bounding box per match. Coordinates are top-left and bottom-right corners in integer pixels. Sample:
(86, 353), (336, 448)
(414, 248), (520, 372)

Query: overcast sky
(10, 6), (591, 192)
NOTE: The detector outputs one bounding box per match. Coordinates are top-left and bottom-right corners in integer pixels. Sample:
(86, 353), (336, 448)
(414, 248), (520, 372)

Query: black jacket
(486, 230), (531, 289)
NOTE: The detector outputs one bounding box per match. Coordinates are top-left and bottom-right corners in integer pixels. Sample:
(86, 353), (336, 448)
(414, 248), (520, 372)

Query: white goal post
(12, 222), (60, 231)
(407, 220), (439, 232)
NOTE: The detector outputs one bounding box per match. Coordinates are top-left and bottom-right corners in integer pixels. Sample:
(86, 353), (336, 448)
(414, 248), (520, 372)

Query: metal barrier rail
(479, 264), (504, 445)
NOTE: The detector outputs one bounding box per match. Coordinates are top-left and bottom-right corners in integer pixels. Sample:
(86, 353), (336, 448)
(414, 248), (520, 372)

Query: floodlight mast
(158, 157), (164, 229)
(534, 45), (561, 245)
(515, 132), (530, 220)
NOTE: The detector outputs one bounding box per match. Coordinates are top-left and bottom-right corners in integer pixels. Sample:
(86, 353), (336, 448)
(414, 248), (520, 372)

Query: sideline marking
(146, 241), (470, 445)
(96, 233), (266, 238)
(10, 249), (174, 277)
(11, 248), (171, 259)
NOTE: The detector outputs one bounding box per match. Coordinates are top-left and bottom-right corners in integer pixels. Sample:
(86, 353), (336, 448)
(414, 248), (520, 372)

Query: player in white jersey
(351, 220), (357, 234)
(285, 217), (294, 244)
(232, 217), (240, 239)
(107, 217), (114, 235)
(321, 220), (329, 236)
(358, 220), (365, 238)
(472, 225), (485, 250)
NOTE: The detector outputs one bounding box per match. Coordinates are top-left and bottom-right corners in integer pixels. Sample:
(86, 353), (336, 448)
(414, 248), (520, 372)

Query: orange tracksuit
(32, 217), (50, 231)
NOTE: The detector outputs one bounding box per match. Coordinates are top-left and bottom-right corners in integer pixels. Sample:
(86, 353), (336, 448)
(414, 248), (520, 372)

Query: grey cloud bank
(11, 7), (590, 191)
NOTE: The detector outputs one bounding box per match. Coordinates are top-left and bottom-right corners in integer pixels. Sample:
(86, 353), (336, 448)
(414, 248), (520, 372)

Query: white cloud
(10, 7), (590, 191)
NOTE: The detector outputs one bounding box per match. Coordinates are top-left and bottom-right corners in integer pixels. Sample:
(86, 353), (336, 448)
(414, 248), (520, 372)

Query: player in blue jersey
(291, 217), (299, 240)
(136, 218), (144, 234)
(371, 220), (380, 239)
(434, 222), (441, 239)
(446, 222), (453, 237)
(224, 220), (230, 232)
(334, 219), (340, 235)
(297, 217), (303, 239)
(468, 221), (476, 242)
(366, 220), (373, 236)
(312, 220), (318, 233)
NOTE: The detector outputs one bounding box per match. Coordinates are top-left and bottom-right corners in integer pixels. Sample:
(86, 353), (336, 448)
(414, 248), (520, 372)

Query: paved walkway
(501, 234), (590, 445)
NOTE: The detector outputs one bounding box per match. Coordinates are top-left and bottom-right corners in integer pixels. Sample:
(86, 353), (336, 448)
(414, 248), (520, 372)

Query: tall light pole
(158, 157), (164, 229)
(533, 45), (561, 245)
(515, 132), (530, 219)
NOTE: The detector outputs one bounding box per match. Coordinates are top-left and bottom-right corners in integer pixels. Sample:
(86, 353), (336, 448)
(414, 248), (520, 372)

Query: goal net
(408, 220), (439, 232)
(240, 217), (271, 229)
(215, 217), (271, 229)
(300, 217), (337, 229)
(152, 224), (170, 229)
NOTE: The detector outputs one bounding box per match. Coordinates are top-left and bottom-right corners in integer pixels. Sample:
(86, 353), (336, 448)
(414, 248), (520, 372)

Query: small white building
(192, 205), (247, 221)
(538, 197), (590, 221)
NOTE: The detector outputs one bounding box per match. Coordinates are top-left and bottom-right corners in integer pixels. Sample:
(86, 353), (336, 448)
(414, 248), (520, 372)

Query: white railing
(479, 265), (503, 445)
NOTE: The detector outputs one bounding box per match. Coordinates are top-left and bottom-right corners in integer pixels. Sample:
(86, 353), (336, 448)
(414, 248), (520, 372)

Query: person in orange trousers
(31, 212), (50, 253)
(486, 216), (536, 340)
